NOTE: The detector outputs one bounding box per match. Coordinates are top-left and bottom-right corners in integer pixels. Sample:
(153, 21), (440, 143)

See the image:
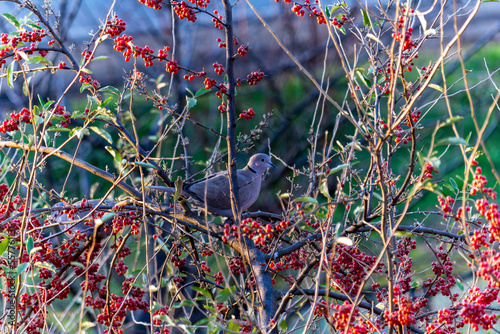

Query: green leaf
(47, 126), (71, 132)
(328, 163), (349, 175)
(195, 87), (211, 97)
(465, 132), (472, 143)
(194, 318), (210, 326)
(105, 146), (122, 162)
(325, 6), (330, 19)
(361, 9), (372, 27)
(0, 237), (10, 255)
(22, 76), (31, 96)
(71, 110), (88, 119)
(456, 278), (464, 290)
(174, 176), (183, 200)
(16, 262), (30, 277)
(80, 83), (94, 93)
(32, 114), (44, 127)
(443, 183), (455, 193)
(90, 126), (113, 144)
(26, 236), (34, 255)
(417, 151), (425, 167)
(191, 286), (212, 300)
(428, 83), (443, 93)
(90, 56), (109, 62)
(172, 300), (195, 308)
(436, 137), (468, 146)
(99, 96), (113, 108)
(327, 5), (342, 16)
(293, 196), (318, 205)
(186, 96), (197, 110)
(70, 127), (90, 139)
(131, 161), (155, 168)
(482, 0), (499, 2)
(319, 179), (331, 199)
(2, 13), (20, 28)
(439, 116), (463, 128)
(99, 85), (121, 96)
(427, 157), (441, 173)
(215, 287), (235, 303)
(449, 178), (458, 191)
(37, 95), (46, 106)
(33, 261), (56, 272)
(43, 99), (55, 111)
(26, 23), (42, 30)
(70, 261), (87, 269)
(354, 68), (371, 87)
(6, 61), (14, 88)
(279, 319), (287, 331)
(226, 321), (240, 333)
(17, 51), (29, 62)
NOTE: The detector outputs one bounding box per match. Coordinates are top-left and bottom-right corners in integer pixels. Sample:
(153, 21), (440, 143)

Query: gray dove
(149, 153), (276, 217)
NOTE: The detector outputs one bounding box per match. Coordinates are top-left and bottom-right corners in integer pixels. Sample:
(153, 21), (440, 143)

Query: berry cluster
(0, 26), (47, 68)
(172, 1), (197, 22)
(113, 35), (154, 66)
(270, 248), (307, 272)
(419, 162), (437, 182)
(138, 0), (164, 10)
(0, 108), (31, 133)
(200, 261), (211, 273)
(239, 108), (255, 120)
(222, 219), (291, 245)
(214, 271), (224, 285)
(165, 60), (180, 73)
(51, 105), (72, 128)
(213, 62), (224, 75)
(81, 49), (94, 62)
(470, 164), (493, 197)
(172, 276), (184, 288)
(286, 0), (330, 26)
(313, 300), (375, 333)
(329, 244), (384, 295)
(171, 253), (186, 267)
(332, 15), (348, 28)
(152, 306), (170, 326)
(423, 246), (457, 299)
(458, 286), (498, 330)
(0, 103), (75, 133)
(79, 73), (100, 89)
(385, 295), (427, 326)
(246, 71), (264, 85)
(237, 45), (248, 56)
(212, 10), (224, 30)
(229, 257), (246, 275)
(105, 15), (126, 37)
(1, 28), (45, 48)
(438, 196), (455, 218)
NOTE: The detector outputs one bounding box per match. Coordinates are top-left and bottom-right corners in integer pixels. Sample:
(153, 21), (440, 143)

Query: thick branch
(222, 0), (240, 220)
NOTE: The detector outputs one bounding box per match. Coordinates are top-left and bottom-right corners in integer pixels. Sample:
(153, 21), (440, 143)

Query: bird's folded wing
(186, 173), (231, 211)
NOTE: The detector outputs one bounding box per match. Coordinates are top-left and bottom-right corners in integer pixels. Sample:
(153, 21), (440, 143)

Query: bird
(149, 153), (276, 217)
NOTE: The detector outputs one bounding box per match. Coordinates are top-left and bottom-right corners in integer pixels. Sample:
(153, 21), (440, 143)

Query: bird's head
(247, 153), (276, 174)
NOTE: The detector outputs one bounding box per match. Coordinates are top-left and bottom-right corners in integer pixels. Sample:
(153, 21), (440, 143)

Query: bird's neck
(247, 166), (257, 174)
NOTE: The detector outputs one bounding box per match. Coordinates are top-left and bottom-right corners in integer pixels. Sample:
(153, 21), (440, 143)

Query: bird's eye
(261, 158), (265, 162)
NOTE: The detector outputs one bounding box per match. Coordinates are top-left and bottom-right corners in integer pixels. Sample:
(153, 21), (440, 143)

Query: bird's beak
(269, 162), (277, 168)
